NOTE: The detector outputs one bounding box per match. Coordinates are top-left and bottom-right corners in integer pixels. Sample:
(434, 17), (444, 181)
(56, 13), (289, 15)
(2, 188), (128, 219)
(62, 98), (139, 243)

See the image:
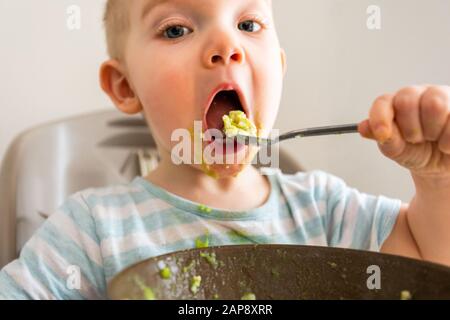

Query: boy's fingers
(438, 116), (450, 155)
(358, 119), (375, 140)
(377, 122), (407, 161)
(420, 86), (450, 141)
(393, 86), (427, 144)
(369, 94), (395, 143)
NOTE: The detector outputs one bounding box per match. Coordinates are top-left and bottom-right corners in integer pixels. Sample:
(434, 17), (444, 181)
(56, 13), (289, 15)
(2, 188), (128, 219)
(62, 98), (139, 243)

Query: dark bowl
(107, 244), (450, 300)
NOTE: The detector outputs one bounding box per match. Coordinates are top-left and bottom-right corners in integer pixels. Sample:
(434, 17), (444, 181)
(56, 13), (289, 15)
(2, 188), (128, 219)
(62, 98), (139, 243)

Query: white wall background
(274, 0), (450, 201)
(0, 0), (449, 202)
(0, 0), (110, 161)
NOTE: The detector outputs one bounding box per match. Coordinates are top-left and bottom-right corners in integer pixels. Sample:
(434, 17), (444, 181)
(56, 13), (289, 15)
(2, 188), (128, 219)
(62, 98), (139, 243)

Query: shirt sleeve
(0, 192), (106, 300)
(316, 170), (403, 252)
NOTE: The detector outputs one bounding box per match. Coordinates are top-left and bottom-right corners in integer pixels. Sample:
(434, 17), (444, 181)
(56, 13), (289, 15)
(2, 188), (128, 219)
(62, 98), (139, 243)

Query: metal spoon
(224, 123), (359, 146)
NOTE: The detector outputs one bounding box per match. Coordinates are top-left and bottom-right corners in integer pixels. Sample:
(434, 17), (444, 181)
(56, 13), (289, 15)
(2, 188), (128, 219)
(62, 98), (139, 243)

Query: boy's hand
(359, 85), (450, 182)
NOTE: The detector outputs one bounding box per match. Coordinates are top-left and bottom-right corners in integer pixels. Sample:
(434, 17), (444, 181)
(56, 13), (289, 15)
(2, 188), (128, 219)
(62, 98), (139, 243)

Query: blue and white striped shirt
(0, 168), (402, 299)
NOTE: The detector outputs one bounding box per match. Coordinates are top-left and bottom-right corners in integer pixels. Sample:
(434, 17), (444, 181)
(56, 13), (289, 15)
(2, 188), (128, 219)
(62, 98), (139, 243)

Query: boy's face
(111, 0), (286, 178)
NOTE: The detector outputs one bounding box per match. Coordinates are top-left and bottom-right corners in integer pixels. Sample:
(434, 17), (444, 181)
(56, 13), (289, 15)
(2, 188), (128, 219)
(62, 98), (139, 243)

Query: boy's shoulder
(64, 177), (156, 213)
(79, 178), (144, 197)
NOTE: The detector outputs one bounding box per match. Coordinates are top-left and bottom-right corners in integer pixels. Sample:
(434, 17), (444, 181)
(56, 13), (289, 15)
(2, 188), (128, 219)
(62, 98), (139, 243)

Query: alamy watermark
(66, 265), (81, 290)
(367, 5), (382, 30)
(366, 265), (381, 290)
(66, 5), (81, 31)
(170, 121), (280, 168)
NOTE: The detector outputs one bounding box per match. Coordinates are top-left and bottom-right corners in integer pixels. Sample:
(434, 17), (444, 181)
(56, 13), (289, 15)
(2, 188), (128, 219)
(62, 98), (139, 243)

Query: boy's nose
(203, 35), (245, 68)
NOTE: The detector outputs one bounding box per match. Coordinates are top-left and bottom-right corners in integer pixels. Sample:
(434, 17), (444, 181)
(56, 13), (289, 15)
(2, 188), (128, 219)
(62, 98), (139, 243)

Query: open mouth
(204, 89), (248, 155)
(205, 90), (245, 135)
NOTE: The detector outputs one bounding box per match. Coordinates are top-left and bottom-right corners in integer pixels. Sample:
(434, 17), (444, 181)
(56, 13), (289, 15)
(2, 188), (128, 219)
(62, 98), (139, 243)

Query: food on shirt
(222, 111), (257, 138)
(195, 234), (210, 248)
(198, 204), (212, 213)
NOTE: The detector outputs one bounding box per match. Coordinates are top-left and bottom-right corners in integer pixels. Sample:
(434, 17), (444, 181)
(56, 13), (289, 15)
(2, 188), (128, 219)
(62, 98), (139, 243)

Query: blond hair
(103, 0), (131, 60)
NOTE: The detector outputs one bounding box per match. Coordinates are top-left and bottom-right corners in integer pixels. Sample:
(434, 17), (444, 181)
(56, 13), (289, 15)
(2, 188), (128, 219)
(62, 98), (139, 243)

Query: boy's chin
(201, 163), (248, 179)
(198, 147), (260, 179)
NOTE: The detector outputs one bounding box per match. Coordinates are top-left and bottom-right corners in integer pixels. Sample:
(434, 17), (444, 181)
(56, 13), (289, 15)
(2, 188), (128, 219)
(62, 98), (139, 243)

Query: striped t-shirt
(0, 168), (402, 300)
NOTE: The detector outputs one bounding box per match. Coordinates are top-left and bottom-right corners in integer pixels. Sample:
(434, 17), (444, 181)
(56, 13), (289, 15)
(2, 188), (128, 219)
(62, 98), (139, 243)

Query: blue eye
(238, 20), (262, 33)
(164, 25), (191, 39)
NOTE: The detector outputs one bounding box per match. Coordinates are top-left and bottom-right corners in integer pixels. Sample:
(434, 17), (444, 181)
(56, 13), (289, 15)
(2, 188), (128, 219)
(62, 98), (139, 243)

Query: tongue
(206, 92), (240, 131)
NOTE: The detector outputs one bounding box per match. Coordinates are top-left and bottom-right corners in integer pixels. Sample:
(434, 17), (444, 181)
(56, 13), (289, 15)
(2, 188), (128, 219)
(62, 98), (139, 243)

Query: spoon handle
(279, 123), (359, 142)
(235, 123), (360, 146)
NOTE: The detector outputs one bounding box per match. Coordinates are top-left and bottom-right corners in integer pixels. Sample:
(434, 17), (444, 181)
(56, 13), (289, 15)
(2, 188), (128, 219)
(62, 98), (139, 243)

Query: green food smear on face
(400, 290), (412, 300)
(134, 277), (156, 300)
(201, 163), (219, 179)
(241, 292), (256, 300)
(200, 252), (219, 269)
(223, 111), (257, 138)
(159, 267), (172, 279)
(198, 204), (212, 213)
(213, 293), (220, 300)
(190, 275), (202, 294)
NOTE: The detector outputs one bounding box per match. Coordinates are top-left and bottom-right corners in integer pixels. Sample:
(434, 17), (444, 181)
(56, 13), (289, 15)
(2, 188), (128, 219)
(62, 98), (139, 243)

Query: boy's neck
(144, 156), (271, 211)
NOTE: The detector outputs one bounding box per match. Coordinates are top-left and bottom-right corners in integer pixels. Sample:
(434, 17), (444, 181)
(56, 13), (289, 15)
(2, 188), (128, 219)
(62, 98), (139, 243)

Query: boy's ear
(280, 48), (287, 77)
(99, 60), (142, 114)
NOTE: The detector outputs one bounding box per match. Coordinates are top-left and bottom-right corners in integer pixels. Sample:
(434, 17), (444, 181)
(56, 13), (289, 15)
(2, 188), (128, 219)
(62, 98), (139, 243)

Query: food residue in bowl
(400, 290), (412, 300)
(133, 276), (156, 300)
(241, 292), (256, 300)
(190, 275), (202, 294)
(182, 260), (196, 273)
(327, 261), (338, 269)
(271, 268), (280, 278)
(199, 252), (219, 269)
(159, 266), (172, 279)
